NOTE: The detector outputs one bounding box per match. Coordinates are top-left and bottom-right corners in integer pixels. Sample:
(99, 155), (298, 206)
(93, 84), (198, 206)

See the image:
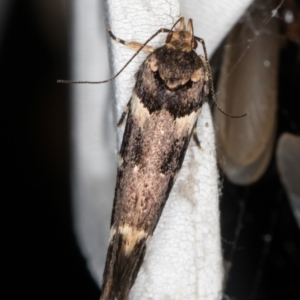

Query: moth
(101, 17), (214, 300)
(58, 16), (245, 300)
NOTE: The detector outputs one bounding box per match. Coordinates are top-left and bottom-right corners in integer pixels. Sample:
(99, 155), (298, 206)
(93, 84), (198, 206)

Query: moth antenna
(57, 27), (171, 85)
(214, 103), (248, 118)
(195, 36), (248, 119)
(171, 17), (184, 31)
(187, 18), (194, 51)
(186, 18), (192, 33)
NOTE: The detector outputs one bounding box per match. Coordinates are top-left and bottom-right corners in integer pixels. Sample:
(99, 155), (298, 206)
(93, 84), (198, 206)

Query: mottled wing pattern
(100, 44), (208, 300)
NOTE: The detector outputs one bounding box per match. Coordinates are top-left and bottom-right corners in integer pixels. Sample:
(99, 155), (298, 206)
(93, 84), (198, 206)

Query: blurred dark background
(1, 1), (100, 299)
(1, 1), (300, 300)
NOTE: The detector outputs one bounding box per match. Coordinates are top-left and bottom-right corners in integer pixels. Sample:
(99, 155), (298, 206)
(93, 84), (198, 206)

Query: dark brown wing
(100, 47), (207, 300)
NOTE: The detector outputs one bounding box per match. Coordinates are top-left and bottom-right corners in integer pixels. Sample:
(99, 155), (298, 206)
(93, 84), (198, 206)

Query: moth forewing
(100, 18), (211, 300)
(108, 23), (167, 150)
(130, 102), (222, 300)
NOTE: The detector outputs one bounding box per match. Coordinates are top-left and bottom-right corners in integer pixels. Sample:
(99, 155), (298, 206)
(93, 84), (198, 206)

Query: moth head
(165, 18), (198, 52)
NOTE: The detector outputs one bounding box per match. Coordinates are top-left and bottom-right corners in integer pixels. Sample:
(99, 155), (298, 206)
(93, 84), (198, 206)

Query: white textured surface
(71, 0), (254, 298)
(71, 0), (116, 285)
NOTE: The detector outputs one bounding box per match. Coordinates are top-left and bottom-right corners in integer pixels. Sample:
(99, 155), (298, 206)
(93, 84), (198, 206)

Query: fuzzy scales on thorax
(135, 46), (206, 118)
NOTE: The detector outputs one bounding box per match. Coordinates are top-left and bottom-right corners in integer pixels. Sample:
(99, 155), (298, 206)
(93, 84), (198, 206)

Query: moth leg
(194, 36), (216, 102)
(193, 124), (201, 149)
(117, 98), (131, 127)
(108, 29), (155, 52)
(199, 55), (207, 79)
(199, 55), (210, 95)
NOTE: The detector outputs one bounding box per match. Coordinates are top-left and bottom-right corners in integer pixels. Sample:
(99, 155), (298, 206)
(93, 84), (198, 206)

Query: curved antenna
(194, 36), (248, 119)
(57, 27), (171, 84)
(171, 17), (184, 31)
(187, 18), (194, 51)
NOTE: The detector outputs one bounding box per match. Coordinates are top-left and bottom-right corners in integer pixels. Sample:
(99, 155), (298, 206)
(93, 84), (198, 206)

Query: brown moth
(58, 16), (245, 300)
(100, 18), (212, 300)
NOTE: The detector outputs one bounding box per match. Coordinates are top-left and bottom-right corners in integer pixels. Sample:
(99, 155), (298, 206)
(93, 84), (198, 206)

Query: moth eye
(193, 38), (198, 49)
(166, 33), (173, 43)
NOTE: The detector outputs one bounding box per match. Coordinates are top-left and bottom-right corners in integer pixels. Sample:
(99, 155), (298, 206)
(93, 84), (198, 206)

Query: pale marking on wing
(108, 227), (116, 244)
(131, 88), (200, 136)
(191, 68), (203, 82)
(119, 224), (148, 256)
(174, 110), (200, 134)
(131, 92), (150, 128)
